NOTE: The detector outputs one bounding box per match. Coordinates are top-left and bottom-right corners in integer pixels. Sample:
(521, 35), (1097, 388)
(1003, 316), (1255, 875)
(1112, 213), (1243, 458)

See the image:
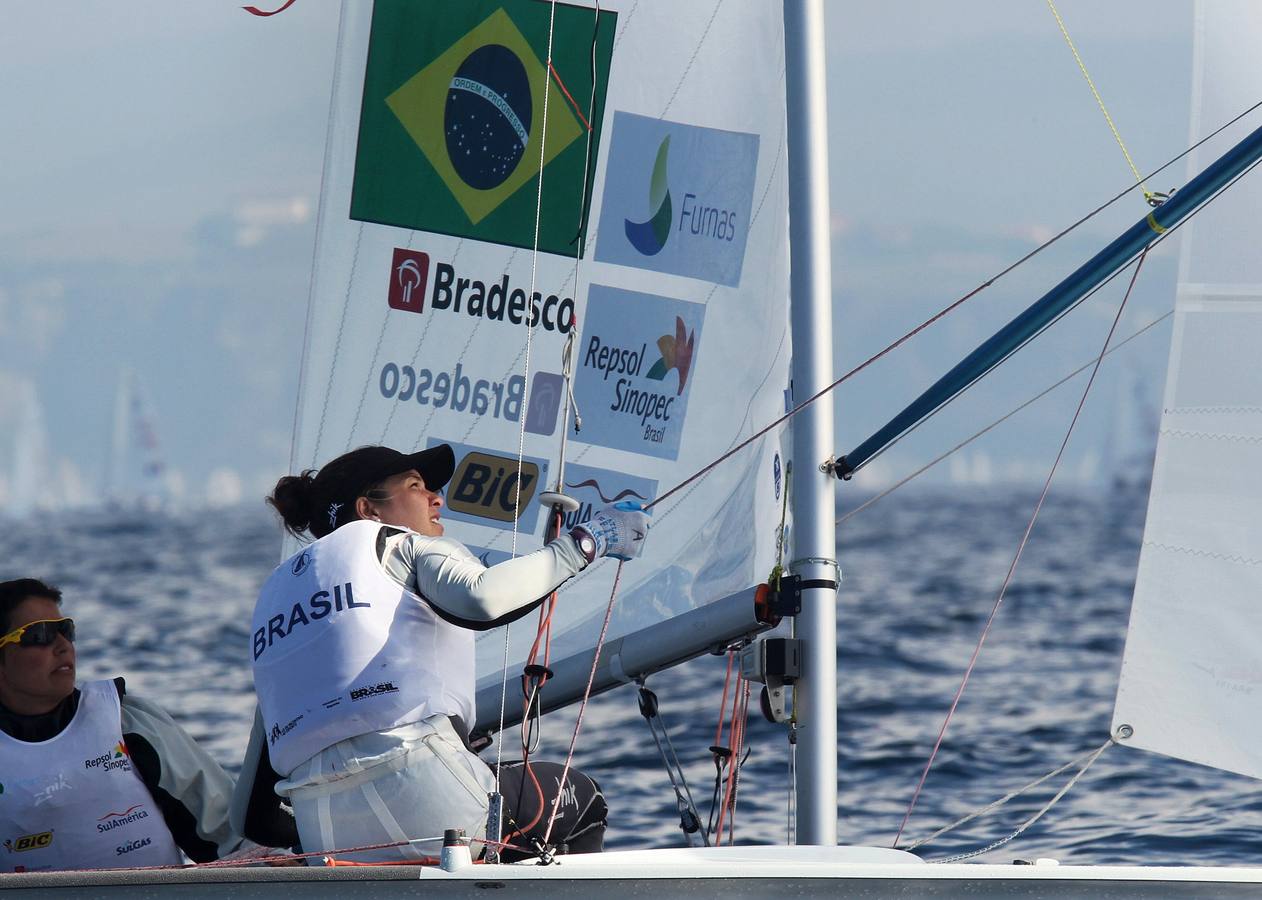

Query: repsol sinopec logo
(384, 250), (575, 334)
(253, 582), (369, 660)
(379, 361), (525, 423)
(84, 744), (131, 774)
(572, 285), (705, 461)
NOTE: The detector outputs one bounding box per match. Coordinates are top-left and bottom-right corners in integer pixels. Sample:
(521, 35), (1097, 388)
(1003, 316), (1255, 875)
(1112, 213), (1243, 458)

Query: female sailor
(248, 443), (648, 863)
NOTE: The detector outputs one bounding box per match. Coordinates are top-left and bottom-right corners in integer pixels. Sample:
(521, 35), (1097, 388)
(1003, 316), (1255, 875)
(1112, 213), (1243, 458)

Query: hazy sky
(0, 1), (1222, 510)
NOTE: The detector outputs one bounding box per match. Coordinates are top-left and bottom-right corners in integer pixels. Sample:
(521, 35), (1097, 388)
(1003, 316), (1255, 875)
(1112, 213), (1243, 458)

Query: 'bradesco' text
(584, 336), (674, 441)
(380, 362), (523, 421)
(253, 583), (367, 660)
(431, 263), (575, 334)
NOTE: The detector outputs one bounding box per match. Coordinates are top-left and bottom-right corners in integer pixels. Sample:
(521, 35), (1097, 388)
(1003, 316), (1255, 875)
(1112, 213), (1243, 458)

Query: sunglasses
(0, 617), (76, 649)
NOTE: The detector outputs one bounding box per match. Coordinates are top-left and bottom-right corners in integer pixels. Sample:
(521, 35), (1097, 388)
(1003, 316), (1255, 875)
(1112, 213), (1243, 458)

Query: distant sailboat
(103, 368), (171, 513)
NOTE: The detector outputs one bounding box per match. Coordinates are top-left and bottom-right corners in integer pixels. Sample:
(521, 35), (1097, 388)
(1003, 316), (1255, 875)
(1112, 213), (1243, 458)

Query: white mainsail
(289, 0), (792, 720)
(1112, 0), (1262, 779)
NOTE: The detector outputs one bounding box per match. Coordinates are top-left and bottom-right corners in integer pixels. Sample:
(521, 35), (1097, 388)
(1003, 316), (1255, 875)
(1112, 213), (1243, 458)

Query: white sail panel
(1112, 0), (1262, 779)
(289, 1), (791, 708)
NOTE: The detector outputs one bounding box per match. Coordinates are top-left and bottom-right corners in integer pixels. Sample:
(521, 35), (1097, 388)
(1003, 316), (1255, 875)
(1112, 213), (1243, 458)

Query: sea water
(3, 486), (1258, 865)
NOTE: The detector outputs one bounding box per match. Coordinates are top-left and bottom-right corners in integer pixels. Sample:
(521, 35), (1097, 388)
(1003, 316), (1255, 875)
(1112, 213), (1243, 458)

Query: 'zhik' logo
(388, 249), (431, 313)
(624, 135), (672, 256)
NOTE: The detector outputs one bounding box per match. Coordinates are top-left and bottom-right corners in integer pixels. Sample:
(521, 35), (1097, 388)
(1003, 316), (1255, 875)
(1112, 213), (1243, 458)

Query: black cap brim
(401, 444), (455, 493)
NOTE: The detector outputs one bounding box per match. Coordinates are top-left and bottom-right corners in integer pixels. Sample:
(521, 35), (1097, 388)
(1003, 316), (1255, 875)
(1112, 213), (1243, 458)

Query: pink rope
(892, 248), (1149, 848)
(542, 560), (626, 847)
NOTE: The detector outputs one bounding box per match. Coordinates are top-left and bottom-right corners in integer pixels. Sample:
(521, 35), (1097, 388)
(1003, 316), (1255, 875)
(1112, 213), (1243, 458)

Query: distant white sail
(1112, 0), (1262, 779)
(290, 1), (791, 707)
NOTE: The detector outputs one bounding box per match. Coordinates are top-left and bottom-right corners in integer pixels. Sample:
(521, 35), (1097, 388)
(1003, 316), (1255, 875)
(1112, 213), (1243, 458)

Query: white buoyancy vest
(252, 520), (475, 775)
(0, 680), (183, 872)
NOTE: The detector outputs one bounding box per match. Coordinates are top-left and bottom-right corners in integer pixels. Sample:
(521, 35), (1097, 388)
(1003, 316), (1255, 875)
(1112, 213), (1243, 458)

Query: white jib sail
(1112, 0), (1262, 779)
(288, 1), (791, 714)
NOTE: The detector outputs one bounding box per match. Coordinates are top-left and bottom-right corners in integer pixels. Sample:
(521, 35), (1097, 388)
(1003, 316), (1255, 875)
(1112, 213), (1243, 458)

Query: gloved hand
(575, 501), (651, 561)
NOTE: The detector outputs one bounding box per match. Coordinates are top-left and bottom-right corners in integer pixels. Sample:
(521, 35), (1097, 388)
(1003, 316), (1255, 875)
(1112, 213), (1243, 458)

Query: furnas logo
(383, 249), (576, 334)
(624, 135), (672, 256)
(4, 832), (52, 854)
(560, 463), (658, 533)
(431, 439), (547, 533)
(350, 0), (616, 255)
(572, 285), (705, 460)
(596, 111), (759, 287)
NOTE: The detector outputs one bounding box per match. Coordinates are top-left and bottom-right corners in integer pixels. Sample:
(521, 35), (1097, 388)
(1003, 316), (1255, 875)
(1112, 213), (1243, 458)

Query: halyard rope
(1045, 0), (1161, 205)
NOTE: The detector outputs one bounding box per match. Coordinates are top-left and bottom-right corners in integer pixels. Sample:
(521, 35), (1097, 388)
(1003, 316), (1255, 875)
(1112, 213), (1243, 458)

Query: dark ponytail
(267, 470), (321, 539)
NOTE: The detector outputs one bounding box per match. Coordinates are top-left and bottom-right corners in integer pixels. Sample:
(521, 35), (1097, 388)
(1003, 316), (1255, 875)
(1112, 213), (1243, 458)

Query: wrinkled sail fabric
(288, 1), (791, 706)
(1112, 0), (1262, 780)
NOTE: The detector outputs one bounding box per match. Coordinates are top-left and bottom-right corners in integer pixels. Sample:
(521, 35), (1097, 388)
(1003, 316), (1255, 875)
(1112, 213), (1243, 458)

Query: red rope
(714, 672), (751, 846)
(542, 561), (625, 846)
(891, 247), (1150, 848)
(548, 61), (592, 132)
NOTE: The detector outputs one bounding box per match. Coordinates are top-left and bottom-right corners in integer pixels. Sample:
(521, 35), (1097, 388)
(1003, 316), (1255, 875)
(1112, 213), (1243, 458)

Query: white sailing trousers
(277, 715), (494, 864)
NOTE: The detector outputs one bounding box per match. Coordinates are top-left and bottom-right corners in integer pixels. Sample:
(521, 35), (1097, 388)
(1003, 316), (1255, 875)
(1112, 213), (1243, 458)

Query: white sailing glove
(573, 501), (651, 561)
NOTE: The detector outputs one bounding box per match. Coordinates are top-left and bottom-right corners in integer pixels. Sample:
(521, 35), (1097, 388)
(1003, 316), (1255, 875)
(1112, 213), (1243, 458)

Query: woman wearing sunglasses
(0, 578), (248, 871)
(240, 443), (649, 864)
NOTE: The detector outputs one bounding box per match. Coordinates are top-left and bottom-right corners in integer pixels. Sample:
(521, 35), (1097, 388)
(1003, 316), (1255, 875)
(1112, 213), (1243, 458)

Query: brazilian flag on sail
(350, 0), (616, 256)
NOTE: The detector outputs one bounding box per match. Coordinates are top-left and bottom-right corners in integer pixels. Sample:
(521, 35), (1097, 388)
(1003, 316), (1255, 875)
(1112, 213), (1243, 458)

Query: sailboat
(10, 0), (1262, 894)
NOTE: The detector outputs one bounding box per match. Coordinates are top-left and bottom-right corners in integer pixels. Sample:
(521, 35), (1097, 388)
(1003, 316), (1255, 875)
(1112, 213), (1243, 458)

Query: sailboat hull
(5, 847), (1262, 897)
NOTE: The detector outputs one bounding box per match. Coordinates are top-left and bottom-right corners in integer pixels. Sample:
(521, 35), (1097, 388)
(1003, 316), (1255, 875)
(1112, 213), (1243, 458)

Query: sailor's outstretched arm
(380, 529), (589, 630)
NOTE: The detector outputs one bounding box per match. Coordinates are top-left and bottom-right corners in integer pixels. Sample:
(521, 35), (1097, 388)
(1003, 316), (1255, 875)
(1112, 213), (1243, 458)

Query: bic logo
(448, 452), (540, 523)
(624, 135), (672, 256)
(4, 831), (53, 853)
(388, 249), (430, 313)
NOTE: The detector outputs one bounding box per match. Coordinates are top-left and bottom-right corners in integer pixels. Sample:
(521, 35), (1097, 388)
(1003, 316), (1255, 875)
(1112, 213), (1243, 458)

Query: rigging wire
(928, 738), (1114, 863)
(496, 0), (561, 815)
(847, 149), (1262, 478)
(891, 245), (1152, 849)
(642, 99), (1262, 513)
(905, 738), (1115, 853)
(836, 309), (1174, 526)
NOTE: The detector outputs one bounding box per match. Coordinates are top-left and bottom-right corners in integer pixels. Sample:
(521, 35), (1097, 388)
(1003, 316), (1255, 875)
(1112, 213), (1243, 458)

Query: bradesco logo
(384, 248), (575, 334)
(596, 111), (759, 287)
(432, 438), (547, 533)
(572, 285), (705, 461)
(560, 462), (657, 532)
